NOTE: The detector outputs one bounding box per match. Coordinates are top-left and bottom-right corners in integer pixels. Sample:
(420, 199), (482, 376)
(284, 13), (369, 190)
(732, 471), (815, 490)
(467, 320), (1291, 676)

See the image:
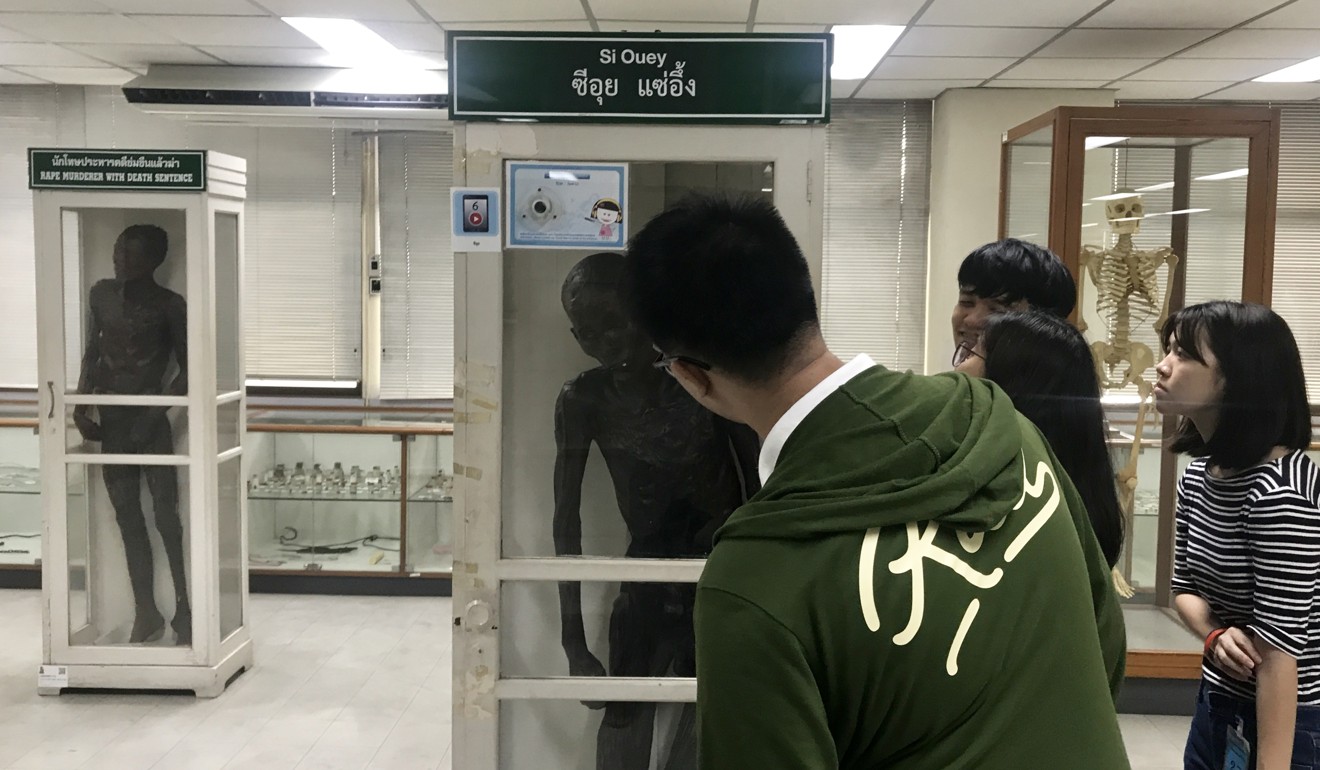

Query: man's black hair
(957, 238), (1076, 317)
(623, 194), (818, 383)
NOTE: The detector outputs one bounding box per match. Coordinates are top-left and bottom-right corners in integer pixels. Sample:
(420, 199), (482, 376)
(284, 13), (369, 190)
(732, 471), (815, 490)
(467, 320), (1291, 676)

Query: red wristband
(1204, 627), (1229, 656)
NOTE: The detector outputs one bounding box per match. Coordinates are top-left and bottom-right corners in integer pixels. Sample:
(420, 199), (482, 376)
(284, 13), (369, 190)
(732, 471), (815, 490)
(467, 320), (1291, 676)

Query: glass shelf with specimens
(246, 408), (454, 583)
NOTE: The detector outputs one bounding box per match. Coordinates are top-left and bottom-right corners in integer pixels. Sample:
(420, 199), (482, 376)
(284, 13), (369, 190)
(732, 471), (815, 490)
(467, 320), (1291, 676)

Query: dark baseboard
(1118, 677), (1199, 716)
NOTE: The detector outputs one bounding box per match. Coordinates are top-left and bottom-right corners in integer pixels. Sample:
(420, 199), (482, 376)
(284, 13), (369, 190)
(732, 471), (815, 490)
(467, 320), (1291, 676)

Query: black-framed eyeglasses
(952, 342), (983, 368)
(652, 345), (712, 374)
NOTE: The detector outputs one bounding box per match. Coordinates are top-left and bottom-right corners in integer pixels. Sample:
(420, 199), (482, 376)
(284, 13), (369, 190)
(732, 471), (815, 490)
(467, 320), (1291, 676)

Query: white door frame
(451, 122), (825, 770)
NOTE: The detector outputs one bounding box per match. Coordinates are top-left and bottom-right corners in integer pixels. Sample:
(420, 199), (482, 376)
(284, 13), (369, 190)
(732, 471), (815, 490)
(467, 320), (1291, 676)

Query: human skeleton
(1077, 192), (1178, 597)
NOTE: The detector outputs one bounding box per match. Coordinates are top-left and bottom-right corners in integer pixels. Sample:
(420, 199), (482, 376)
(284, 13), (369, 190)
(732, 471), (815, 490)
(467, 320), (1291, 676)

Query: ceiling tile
(1179, 29), (1320, 58)
(1081, 0), (1286, 29)
(592, 0), (749, 23)
(363, 21), (446, 52)
(1205, 81), (1320, 100)
(985, 79), (1111, 88)
(416, 0), (586, 23)
(135, 15), (315, 48)
(440, 20), (594, 31)
(854, 78), (981, 98)
(72, 43), (221, 67)
(596, 21), (748, 32)
(199, 45), (331, 66)
(756, 0), (926, 25)
(918, 0), (1100, 27)
(831, 77), (863, 96)
(892, 26), (1061, 58)
(0, 12), (169, 44)
(100, 0), (264, 13)
(1111, 80), (1236, 100)
(0, 66), (45, 82)
(0, 41), (104, 66)
(755, 23), (829, 32)
(0, 0), (108, 10)
(1247, 0), (1320, 28)
(1035, 28), (1215, 58)
(10, 65), (134, 84)
(1127, 57), (1300, 81)
(257, 0), (427, 23)
(873, 56), (1017, 80)
(1001, 57), (1150, 80)
(0, 23), (33, 41)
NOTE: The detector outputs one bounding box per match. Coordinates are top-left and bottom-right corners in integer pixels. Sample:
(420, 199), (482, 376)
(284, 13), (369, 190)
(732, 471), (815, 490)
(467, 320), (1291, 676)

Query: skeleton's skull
(1105, 191), (1144, 235)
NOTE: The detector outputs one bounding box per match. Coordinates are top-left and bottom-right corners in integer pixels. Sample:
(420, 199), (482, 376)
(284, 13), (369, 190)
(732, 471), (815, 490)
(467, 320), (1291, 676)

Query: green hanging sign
(448, 31), (831, 124)
(29, 149), (207, 191)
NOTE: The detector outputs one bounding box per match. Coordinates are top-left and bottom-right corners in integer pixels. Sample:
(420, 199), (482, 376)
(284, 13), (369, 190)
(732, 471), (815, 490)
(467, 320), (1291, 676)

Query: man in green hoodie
(622, 194), (1129, 770)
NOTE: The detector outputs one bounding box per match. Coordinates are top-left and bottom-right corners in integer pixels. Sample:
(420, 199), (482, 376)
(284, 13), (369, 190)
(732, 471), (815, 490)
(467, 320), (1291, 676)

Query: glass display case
(31, 150), (251, 695)
(246, 407), (453, 594)
(1000, 106), (1282, 675)
(0, 411), (41, 580)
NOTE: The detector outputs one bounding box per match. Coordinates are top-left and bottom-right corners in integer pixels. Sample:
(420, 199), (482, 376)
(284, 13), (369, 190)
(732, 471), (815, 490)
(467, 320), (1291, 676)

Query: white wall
(923, 87), (1116, 373)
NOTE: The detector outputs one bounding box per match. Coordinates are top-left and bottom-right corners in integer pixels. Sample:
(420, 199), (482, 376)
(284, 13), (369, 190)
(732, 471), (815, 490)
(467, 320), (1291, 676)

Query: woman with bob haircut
(954, 310), (1124, 570)
(1154, 300), (1319, 770)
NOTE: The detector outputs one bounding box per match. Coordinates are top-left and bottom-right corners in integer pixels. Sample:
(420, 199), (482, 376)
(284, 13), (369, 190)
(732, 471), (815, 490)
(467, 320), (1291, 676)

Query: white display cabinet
(31, 149), (251, 697)
(0, 417), (41, 576)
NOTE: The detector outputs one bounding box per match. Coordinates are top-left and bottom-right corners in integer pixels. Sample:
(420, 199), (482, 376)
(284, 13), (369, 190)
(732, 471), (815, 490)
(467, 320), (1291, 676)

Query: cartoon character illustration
(589, 198), (622, 240)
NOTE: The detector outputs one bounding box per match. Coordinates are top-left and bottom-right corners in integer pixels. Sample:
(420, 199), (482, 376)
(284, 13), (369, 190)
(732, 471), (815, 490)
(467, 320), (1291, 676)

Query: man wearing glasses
(951, 238), (1076, 369)
(625, 196), (1126, 770)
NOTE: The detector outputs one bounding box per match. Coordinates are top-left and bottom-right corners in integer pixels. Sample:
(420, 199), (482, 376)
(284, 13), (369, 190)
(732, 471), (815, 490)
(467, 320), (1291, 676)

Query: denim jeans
(1183, 683), (1320, 769)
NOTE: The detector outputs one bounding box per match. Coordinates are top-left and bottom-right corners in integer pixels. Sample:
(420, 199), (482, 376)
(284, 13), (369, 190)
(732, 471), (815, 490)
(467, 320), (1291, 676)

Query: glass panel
(66, 402), (187, 457)
(218, 456), (243, 641)
(1185, 137), (1248, 303)
(246, 431), (401, 572)
(405, 433), (452, 572)
(1004, 125), (1053, 246)
(0, 425), (42, 566)
(218, 399), (241, 455)
(1078, 135), (1251, 648)
(501, 699), (695, 770)
(66, 460), (191, 647)
(62, 208), (189, 397)
(66, 463), (90, 635)
(502, 581), (694, 679)
(501, 162), (764, 558)
(214, 211), (241, 394)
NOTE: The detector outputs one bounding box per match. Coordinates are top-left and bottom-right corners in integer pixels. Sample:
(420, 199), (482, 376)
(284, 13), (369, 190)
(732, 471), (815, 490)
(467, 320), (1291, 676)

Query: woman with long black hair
(955, 309), (1125, 569)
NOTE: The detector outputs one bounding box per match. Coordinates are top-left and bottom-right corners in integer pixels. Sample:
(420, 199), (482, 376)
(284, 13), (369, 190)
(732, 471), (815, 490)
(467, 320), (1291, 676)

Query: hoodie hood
(716, 366), (1028, 542)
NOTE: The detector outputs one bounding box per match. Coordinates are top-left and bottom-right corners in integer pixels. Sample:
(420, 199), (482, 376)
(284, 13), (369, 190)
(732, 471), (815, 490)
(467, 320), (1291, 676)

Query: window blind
(378, 131), (455, 399)
(1269, 104), (1320, 402)
(0, 85), (60, 387)
(820, 100), (932, 374)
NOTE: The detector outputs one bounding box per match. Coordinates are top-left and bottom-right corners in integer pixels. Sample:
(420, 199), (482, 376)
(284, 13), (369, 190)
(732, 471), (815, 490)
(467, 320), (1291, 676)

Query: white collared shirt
(757, 354), (876, 485)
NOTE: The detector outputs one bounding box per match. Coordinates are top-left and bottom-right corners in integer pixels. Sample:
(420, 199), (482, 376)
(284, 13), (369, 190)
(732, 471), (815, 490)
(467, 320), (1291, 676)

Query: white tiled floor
(0, 589), (1189, 769)
(0, 589), (451, 770)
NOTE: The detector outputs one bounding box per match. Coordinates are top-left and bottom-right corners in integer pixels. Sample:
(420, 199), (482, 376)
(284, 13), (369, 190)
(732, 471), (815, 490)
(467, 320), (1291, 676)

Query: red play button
(468, 211), (484, 226)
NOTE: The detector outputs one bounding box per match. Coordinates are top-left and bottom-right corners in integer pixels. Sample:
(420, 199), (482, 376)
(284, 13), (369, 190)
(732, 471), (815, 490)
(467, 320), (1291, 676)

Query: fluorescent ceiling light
(1085, 136), (1128, 150)
(1081, 222), (1099, 228)
(1092, 191), (1142, 201)
(1253, 55), (1320, 82)
(1136, 181), (1176, 192)
(1150, 208), (1211, 217)
(1194, 168), (1248, 181)
(284, 17), (437, 71)
(830, 25), (905, 80)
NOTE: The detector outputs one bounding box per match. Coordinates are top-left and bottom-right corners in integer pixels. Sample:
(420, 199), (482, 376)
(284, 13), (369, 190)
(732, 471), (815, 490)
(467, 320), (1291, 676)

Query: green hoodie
(695, 365), (1128, 770)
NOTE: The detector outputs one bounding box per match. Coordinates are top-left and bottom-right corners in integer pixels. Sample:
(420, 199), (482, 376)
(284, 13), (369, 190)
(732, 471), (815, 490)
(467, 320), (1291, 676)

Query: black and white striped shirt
(1172, 450), (1320, 705)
